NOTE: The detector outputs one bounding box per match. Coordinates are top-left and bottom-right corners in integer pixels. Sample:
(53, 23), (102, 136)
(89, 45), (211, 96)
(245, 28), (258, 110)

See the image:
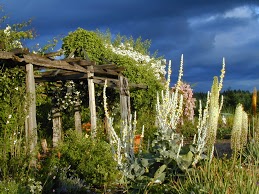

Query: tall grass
(172, 155), (259, 193)
(172, 97), (259, 194)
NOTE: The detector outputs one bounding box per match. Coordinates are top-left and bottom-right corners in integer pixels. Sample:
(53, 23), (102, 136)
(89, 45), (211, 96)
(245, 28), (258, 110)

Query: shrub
(40, 130), (121, 192)
(62, 28), (108, 64)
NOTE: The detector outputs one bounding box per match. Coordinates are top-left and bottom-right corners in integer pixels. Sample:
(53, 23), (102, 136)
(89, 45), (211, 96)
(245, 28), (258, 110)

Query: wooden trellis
(0, 48), (147, 151)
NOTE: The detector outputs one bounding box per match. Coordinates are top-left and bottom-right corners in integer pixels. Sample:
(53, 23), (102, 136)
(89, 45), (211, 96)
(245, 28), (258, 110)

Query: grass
(171, 147), (259, 194)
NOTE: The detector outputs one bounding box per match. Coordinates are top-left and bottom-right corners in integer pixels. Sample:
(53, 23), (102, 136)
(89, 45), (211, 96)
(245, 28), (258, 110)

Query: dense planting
(0, 15), (258, 194)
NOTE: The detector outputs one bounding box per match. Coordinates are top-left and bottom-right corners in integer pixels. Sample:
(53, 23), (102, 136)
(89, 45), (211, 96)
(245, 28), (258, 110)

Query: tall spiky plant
(206, 58), (225, 157)
(241, 110), (248, 149)
(103, 79), (143, 173)
(192, 92), (210, 166)
(231, 103), (248, 154)
(156, 54), (184, 137)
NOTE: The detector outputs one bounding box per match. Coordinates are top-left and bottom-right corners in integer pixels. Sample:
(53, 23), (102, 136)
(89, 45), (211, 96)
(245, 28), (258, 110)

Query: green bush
(62, 28), (108, 64)
(177, 119), (197, 139)
(40, 130), (121, 193)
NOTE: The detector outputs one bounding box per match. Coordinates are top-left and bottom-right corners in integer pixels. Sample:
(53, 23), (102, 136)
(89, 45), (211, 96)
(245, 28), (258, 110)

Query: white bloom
(12, 40), (23, 48)
(4, 25), (11, 36)
(222, 115), (227, 125)
(154, 179), (162, 184)
(106, 43), (166, 79)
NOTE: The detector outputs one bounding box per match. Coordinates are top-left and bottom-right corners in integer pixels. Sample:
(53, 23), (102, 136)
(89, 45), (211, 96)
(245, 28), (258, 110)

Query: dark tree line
(194, 89), (257, 114)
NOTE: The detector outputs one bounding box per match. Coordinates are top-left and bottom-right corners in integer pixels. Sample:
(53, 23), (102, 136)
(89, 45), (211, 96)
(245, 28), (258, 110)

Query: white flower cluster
(3, 25), (23, 49)
(4, 25), (11, 36)
(55, 81), (81, 111)
(28, 177), (42, 194)
(156, 57), (184, 136)
(231, 104), (248, 152)
(105, 43), (166, 79)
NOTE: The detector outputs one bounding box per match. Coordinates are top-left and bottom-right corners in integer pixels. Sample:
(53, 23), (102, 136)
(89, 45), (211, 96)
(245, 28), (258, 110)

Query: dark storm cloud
(1, 0), (259, 92)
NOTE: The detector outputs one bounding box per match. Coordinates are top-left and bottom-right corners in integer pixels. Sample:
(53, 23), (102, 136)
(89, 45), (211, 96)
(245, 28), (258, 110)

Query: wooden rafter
(0, 50), (125, 75)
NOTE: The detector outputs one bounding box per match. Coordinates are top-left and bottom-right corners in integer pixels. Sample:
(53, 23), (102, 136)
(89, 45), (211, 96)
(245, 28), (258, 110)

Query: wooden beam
(44, 50), (64, 58)
(0, 51), (23, 62)
(92, 68), (122, 76)
(23, 54), (88, 73)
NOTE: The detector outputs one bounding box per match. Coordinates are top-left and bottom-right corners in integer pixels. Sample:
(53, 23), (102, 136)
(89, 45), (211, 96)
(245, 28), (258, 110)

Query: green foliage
(0, 67), (30, 179)
(177, 118), (197, 139)
(222, 89), (253, 113)
(0, 179), (20, 194)
(173, 157), (259, 193)
(62, 28), (108, 64)
(217, 127), (231, 139)
(120, 130), (201, 193)
(40, 130), (121, 192)
(35, 83), (53, 140)
(150, 132), (195, 172)
(243, 140), (259, 166)
(195, 89), (256, 115)
(0, 17), (33, 51)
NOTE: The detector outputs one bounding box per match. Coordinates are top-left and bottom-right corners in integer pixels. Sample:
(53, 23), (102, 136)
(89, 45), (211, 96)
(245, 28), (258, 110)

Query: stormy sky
(1, 0), (259, 92)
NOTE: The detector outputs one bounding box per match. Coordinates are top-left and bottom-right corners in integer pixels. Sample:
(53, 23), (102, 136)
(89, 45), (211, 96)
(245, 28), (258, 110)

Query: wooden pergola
(0, 48), (146, 152)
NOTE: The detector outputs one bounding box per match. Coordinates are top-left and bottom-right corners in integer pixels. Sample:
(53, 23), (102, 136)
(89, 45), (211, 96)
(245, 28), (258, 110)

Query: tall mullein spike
(176, 54), (184, 89)
(219, 57), (225, 92)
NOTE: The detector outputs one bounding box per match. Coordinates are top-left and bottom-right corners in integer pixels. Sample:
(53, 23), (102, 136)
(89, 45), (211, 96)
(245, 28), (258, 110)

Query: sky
(1, 0), (259, 92)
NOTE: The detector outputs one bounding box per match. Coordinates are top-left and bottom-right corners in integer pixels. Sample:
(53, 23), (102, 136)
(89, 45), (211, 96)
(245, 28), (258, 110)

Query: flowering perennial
(192, 92), (210, 166)
(231, 103), (248, 152)
(54, 80), (81, 111)
(206, 58), (225, 156)
(171, 81), (196, 124)
(103, 79), (143, 170)
(156, 55), (184, 136)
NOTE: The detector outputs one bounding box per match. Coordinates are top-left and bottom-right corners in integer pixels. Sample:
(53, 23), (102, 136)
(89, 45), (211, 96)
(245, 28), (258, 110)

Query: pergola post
(87, 71), (97, 137)
(74, 100), (82, 134)
(25, 63), (38, 158)
(52, 108), (62, 147)
(119, 75), (131, 122)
